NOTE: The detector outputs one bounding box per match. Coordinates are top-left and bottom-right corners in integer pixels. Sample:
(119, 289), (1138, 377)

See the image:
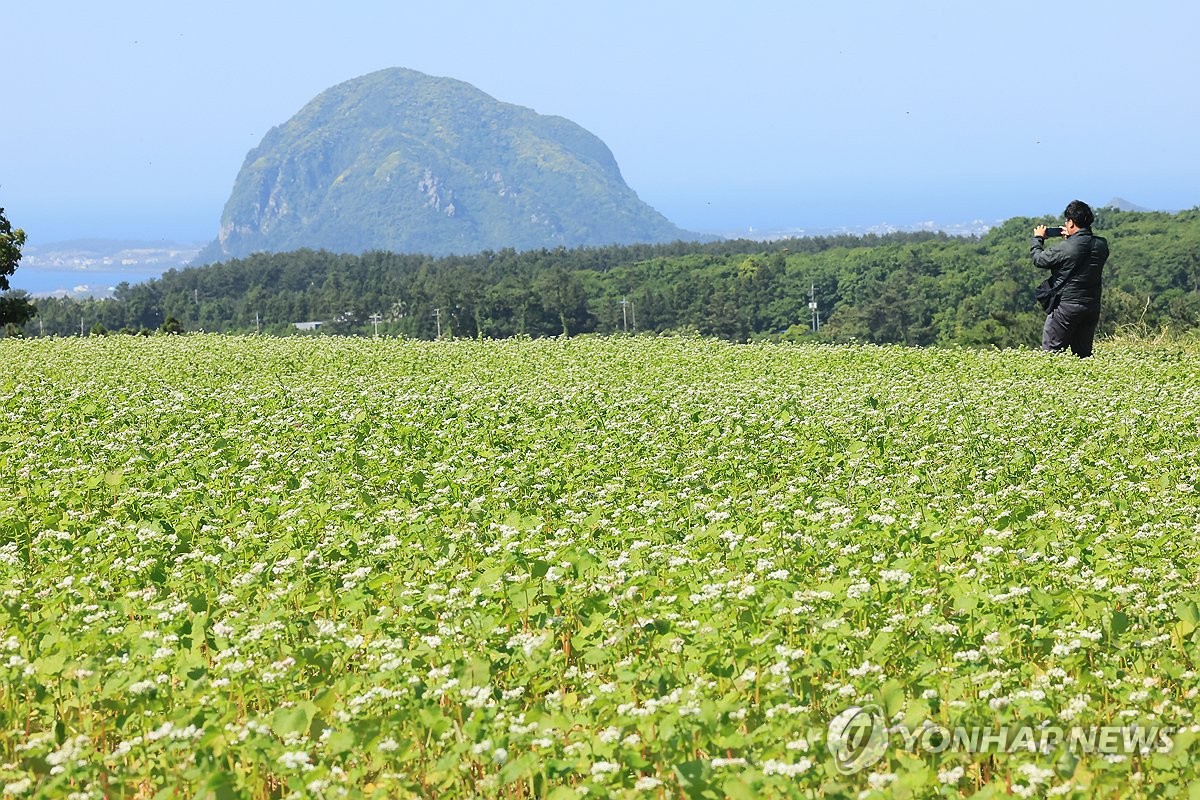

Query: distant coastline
(16, 239), (203, 297)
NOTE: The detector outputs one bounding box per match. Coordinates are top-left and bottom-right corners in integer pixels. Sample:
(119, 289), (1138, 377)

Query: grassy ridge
(1, 336), (1199, 798)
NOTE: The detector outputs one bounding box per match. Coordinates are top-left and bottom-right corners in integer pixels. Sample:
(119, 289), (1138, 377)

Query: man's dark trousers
(1043, 301), (1101, 357)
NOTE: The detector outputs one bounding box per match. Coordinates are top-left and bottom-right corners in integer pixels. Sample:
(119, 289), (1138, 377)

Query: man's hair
(1064, 199), (1095, 228)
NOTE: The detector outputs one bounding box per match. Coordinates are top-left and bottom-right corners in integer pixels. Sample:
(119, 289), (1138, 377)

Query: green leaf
(35, 651), (67, 675)
(1174, 600), (1200, 637)
(325, 729), (357, 755)
(271, 701), (316, 738)
(466, 655), (491, 685)
(192, 770), (237, 800)
(721, 775), (756, 800)
(902, 699), (930, 730)
(867, 630), (894, 658)
(674, 759), (715, 796)
(880, 679), (906, 717)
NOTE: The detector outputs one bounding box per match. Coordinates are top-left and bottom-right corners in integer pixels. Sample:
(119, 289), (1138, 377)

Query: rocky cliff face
(200, 68), (695, 262)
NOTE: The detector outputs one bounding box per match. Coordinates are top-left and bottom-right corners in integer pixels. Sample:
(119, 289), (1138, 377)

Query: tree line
(9, 207), (1200, 345)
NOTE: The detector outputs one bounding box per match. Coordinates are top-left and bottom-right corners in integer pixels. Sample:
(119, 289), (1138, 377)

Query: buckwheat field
(2, 335), (1198, 799)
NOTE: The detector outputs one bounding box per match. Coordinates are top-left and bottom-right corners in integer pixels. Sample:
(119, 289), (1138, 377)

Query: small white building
(293, 321), (325, 331)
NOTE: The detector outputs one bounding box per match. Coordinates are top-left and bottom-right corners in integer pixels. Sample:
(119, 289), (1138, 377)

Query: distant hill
(196, 68), (700, 263)
(1104, 197), (1153, 213)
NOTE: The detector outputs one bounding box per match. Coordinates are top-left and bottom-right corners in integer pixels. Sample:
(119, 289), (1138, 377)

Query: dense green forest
(16, 207), (1200, 345)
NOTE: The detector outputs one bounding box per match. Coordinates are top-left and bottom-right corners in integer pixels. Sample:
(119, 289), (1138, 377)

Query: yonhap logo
(825, 702), (1178, 775)
(827, 704), (888, 774)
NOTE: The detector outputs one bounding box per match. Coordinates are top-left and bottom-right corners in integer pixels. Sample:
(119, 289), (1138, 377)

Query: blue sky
(4, 0), (1198, 249)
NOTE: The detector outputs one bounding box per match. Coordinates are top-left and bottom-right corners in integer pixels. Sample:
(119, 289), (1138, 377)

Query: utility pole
(619, 297), (630, 332)
(369, 313), (382, 337)
(808, 284), (821, 333)
(80, 317), (85, 337)
(255, 312), (261, 334)
(433, 307), (442, 338)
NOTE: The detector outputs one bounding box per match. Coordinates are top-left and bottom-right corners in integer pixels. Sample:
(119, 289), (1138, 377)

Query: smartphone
(1043, 227), (1062, 238)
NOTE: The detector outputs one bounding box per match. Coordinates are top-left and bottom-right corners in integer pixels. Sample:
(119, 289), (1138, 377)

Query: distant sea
(15, 265), (169, 298)
(12, 239), (203, 298)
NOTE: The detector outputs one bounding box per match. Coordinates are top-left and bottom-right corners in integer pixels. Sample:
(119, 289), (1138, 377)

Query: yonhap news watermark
(827, 704), (1179, 775)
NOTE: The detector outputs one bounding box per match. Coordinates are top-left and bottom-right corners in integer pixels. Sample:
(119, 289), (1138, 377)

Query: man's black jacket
(1030, 228), (1109, 309)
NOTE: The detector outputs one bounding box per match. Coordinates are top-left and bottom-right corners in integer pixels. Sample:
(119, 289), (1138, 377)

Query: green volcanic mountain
(197, 68), (698, 262)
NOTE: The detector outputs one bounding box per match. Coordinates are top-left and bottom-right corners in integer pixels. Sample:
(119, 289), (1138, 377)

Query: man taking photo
(1031, 199), (1109, 357)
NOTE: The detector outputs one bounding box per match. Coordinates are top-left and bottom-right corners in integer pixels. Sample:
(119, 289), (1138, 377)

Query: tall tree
(1, 207), (26, 291)
(0, 208), (36, 329)
(535, 265), (587, 336)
